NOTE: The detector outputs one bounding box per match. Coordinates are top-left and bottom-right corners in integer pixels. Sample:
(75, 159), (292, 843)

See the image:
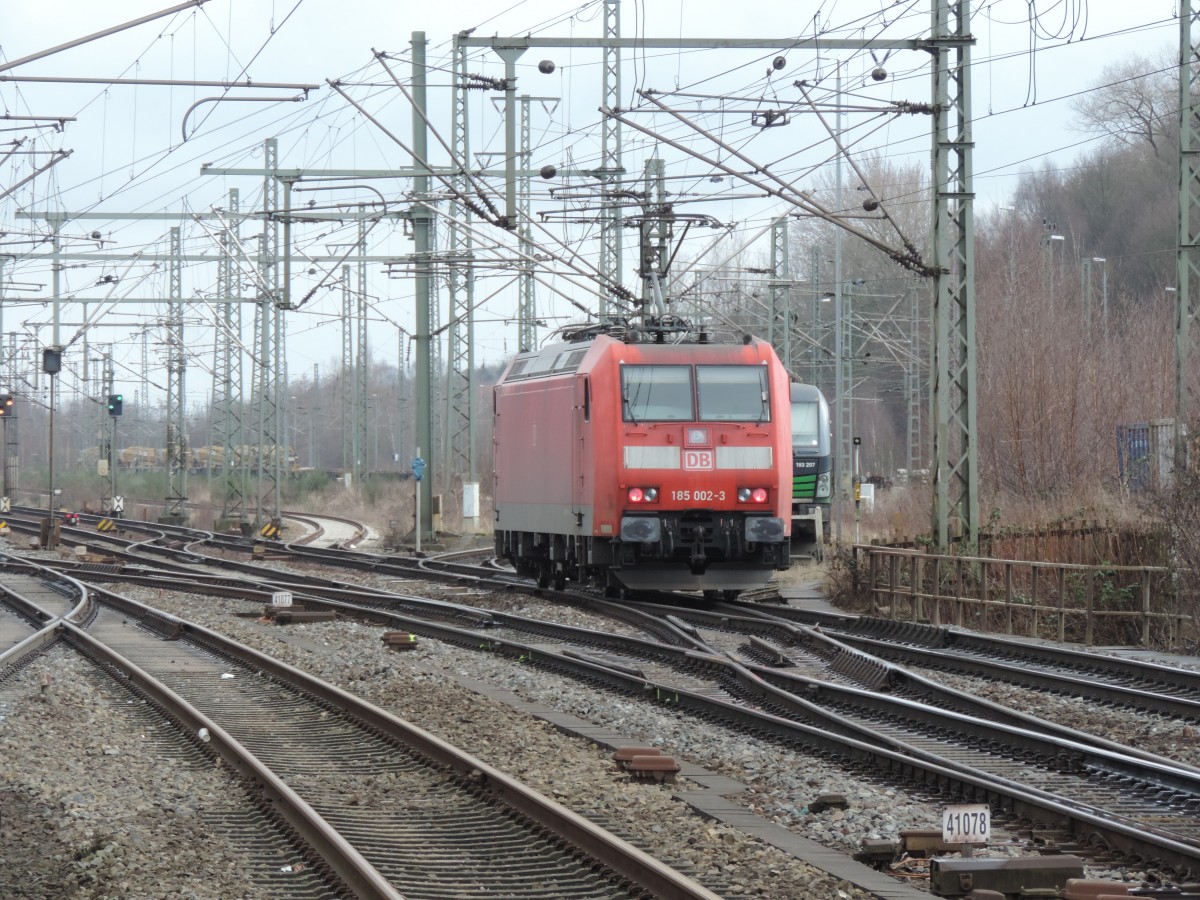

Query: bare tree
(1070, 54), (1176, 157)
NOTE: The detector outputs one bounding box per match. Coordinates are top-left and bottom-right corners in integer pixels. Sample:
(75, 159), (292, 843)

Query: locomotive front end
(600, 341), (792, 594)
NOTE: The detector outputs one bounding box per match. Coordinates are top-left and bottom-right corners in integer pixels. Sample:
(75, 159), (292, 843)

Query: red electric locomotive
(493, 319), (792, 597)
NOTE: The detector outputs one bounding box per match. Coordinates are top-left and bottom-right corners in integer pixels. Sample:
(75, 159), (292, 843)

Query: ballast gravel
(0, 555), (1178, 898)
(0, 651), (281, 900)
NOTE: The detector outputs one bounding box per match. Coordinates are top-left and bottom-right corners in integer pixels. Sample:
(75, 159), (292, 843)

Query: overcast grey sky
(0, 0), (1180, 412)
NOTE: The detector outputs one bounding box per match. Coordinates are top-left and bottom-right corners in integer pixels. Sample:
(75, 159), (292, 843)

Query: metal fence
(855, 545), (1189, 650)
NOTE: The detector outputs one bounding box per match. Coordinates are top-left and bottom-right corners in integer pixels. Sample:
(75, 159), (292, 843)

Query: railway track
(18, 549), (1200, 879)
(0, 553), (722, 900)
(718, 601), (1200, 722)
(10, 509), (1200, 884)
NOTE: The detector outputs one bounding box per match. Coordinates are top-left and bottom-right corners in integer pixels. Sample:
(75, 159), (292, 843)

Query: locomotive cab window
(792, 400), (820, 447)
(621, 365), (693, 421)
(696, 365), (770, 421)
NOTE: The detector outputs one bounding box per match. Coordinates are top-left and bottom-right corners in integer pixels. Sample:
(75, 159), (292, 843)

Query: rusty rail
(854, 545), (1189, 649)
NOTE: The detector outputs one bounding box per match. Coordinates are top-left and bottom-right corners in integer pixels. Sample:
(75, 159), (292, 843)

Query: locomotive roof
(498, 323), (771, 385)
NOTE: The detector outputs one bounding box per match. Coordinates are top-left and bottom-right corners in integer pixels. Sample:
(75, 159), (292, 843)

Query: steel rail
(72, 581), (724, 900)
(721, 601), (1200, 720)
(69, 564), (1200, 874)
(16, 529), (1200, 875)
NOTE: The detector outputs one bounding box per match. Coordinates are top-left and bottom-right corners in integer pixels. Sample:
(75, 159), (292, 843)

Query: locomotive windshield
(622, 365), (693, 420)
(790, 387), (832, 455)
(792, 401), (820, 447)
(696, 365), (770, 421)
(621, 364), (770, 422)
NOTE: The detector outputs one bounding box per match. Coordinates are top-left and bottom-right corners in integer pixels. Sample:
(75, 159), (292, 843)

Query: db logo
(683, 450), (714, 470)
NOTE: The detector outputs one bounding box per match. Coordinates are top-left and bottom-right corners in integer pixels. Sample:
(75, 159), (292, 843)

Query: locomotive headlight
(627, 487), (659, 503)
(738, 487), (769, 503)
(737, 487), (751, 502)
(816, 472), (831, 499)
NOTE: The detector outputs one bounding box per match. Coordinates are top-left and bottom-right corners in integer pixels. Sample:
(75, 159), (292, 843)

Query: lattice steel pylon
(341, 267), (358, 484)
(356, 213), (369, 480)
(99, 352), (115, 514)
(1177, 2), (1200, 473)
(163, 226), (188, 524)
(769, 215), (791, 369)
(214, 188), (246, 524)
(412, 31), (435, 539)
(517, 95), (538, 353)
(809, 247), (820, 387)
(255, 138), (281, 525)
(448, 35), (477, 484)
(0, 320), (17, 499)
(930, 0), (979, 548)
(599, 0), (623, 316)
(906, 281), (922, 476)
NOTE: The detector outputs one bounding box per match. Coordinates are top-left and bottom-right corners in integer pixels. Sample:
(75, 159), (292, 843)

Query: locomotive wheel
(536, 569), (552, 589)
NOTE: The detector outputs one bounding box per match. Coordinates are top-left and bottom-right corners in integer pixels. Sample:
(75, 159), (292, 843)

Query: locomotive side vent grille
(501, 348), (588, 383)
(503, 359), (530, 382)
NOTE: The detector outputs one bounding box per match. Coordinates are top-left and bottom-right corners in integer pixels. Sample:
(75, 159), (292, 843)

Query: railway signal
(107, 393), (123, 416)
(0, 394), (13, 417)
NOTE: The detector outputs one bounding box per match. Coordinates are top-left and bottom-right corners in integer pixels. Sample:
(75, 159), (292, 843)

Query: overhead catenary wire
(0, 0), (1182, 408)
